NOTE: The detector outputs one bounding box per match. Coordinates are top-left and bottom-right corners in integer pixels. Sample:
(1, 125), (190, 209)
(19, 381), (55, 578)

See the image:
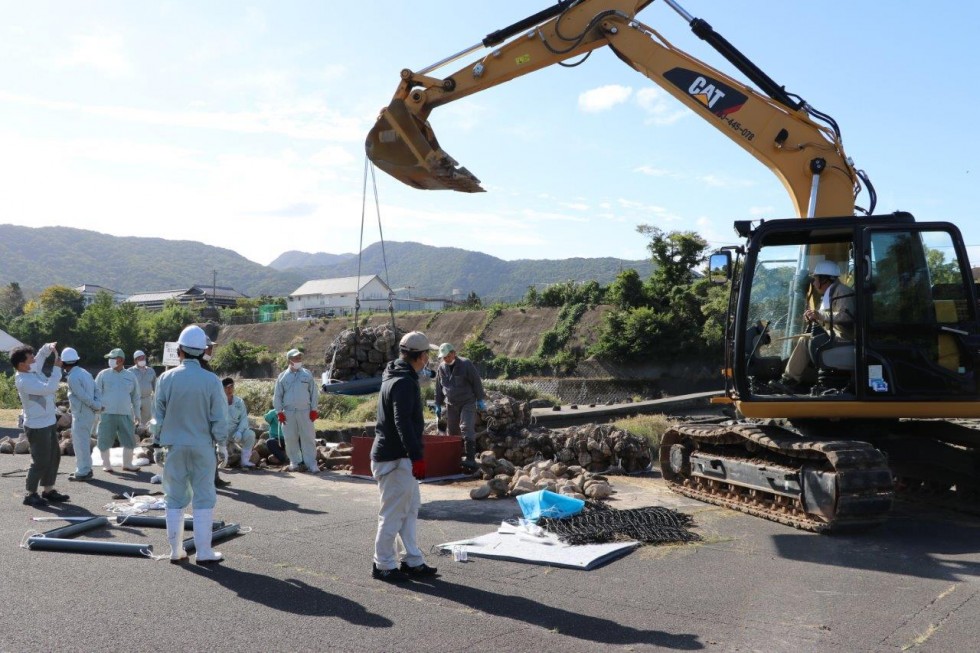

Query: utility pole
(212, 269), (217, 309)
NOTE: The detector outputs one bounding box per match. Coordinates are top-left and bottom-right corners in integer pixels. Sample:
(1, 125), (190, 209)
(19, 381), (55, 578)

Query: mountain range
(0, 224), (653, 300)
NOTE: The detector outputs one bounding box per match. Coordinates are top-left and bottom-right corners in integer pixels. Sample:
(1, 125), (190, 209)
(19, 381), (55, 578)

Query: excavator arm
(366, 0), (868, 218)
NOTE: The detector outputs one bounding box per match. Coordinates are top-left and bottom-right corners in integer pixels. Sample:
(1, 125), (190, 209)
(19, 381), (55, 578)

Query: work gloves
(309, 410), (319, 422)
(434, 405), (442, 418)
(476, 400), (486, 412)
(217, 444), (228, 465)
(412, 459), (426, 480)
(277, 411), (286, 424)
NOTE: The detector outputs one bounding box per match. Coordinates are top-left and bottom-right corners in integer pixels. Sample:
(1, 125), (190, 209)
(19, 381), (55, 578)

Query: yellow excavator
(366, 0), (980, 531)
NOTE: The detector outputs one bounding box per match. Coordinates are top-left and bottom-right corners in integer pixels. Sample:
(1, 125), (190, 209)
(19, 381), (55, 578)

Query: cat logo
(663, 68), (747, 118)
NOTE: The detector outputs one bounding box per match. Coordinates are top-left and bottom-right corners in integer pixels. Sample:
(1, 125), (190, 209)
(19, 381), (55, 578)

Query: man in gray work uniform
(434, 342), (486, 470)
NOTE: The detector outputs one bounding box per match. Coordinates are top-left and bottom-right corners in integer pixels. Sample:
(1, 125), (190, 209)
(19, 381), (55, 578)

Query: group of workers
(12, 326), (484, 576)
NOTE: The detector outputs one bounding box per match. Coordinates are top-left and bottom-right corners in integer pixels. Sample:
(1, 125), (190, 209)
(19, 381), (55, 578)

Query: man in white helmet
(128, 350), (156, 429)
(95, 347), (141, 473)
(273, 348), (320, 473)
(62, 347), (101, 482)
(773, 260), (855, 393)
(155, 324), (228, 564)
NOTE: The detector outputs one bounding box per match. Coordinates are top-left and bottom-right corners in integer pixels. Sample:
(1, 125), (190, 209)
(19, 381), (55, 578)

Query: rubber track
(661, 423), (894, 533)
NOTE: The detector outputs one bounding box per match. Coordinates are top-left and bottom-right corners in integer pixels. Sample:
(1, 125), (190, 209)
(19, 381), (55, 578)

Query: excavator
(365, 0), (980, 531)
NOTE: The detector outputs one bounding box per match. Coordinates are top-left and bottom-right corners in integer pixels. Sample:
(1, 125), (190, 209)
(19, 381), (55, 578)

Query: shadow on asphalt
(772, 506), (980, 582)
(184, 565), (392, 627)
(419, 499), (521, 525)
(406, 578), (703, 649)
(217, 485), (327, 515)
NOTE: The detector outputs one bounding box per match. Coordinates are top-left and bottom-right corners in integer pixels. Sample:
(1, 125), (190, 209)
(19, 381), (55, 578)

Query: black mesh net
(537, 502), (701, 546)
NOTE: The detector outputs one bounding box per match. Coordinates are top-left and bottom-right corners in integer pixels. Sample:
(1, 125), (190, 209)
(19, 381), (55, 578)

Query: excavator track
(660, 422), (894, 532)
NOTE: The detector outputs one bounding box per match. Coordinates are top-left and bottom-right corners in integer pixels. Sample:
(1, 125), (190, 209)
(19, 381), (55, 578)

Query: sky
(2, 1), (980, 272)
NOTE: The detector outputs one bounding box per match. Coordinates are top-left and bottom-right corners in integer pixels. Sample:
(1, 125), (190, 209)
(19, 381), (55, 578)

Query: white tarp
(439, 524), (638, 571)
(0, 328), (25, 353)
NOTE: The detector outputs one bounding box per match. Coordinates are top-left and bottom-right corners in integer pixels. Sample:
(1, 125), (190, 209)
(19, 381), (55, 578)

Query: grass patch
(613, 413), (673, 450)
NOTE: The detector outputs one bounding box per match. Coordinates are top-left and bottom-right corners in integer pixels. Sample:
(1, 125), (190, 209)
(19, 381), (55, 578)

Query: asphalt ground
(1, 453), (978, 652)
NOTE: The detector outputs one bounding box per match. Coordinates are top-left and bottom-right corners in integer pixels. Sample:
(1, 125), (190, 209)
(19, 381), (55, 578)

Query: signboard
(162, 342), (180, 367)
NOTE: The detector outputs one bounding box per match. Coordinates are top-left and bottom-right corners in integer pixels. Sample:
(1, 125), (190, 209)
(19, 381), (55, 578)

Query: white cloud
(560, 201), (589, 211)
(635, 87), (687, 126)
(749, 205), (776, 216)
(56, 31), (134, 78)
(0, 91), (365, 142)
(697, 173), (756, 189)
(634, 165), (678, 178)
(578, 84), (632, 113)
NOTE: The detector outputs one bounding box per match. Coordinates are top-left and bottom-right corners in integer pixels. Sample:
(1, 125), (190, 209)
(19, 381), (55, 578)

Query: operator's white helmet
(813, 261), (841, 277)
(61, 347), (80, 363)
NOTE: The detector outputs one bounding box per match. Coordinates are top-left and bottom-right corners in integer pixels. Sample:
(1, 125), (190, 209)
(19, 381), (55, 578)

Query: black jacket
(372, 358), (424, 462)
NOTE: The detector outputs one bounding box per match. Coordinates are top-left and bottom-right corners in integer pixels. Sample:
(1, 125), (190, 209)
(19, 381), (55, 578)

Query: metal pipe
(181, 523), (241, 554)
(662, 0), (694, 23)
(27, 537), (152, 557)
(114, 515), (226, 530)
(41, 516), (109, 539)
(419, 43), (486, 75)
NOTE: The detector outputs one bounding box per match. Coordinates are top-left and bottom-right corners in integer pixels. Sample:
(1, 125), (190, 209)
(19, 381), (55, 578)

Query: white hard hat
(133, 350), (146, 360)
(813, 261), (841, 277)
(61, 347), (80, 363)
(177, 325), (208, 350)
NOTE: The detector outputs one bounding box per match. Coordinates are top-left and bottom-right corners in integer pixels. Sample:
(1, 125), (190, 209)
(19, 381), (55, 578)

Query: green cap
(438, 342), (455, 358)
(286, 348), (303, 359)
(104, 348), (125, 359)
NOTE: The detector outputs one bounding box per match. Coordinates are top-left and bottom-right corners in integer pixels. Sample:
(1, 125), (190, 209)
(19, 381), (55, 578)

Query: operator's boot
(192, 509), (223, 564)
(166, 508), (188, 564)
(461, 440), (478, 472)
(122, 448), (139, 472)
(240, 446), (255, 468)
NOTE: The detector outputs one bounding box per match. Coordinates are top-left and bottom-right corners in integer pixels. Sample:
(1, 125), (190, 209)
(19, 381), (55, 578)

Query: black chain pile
(538, 503), (701, 546)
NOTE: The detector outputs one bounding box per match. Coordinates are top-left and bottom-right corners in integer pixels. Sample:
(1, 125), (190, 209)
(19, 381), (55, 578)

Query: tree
(462, 291), (482, 308)
(27, 285), (85, 315)
(606, 269), (646, 309)
(0, 282), (26, 319)
(925, 247), (961, 286)
(139, 301), (199, 359)
(637, 225), (709, 296)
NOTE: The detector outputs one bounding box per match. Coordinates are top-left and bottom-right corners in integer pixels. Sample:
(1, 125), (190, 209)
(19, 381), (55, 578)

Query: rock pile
(326, 325), (399, 381)
(469, 423), (652, 474)
(469, 457), (615, 501)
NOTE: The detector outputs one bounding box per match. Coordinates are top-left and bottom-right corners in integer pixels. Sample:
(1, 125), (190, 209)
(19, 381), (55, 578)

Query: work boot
(372, 563), (409, 583)
(461, 440), (478, 471)
(240, 447), (255, 468)
(214, 470), (231, 488)
(166, 508), (188, 564)
(100, 449), (113, 473)
(192, 509), (223, 564)
(122, 448), (140, 472)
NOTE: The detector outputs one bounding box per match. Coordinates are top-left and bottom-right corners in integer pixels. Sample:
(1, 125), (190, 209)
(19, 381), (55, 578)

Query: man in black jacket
(370, 331), (438, 583)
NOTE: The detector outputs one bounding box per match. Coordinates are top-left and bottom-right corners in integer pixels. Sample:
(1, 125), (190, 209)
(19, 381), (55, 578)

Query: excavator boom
(366, 0), (864, 217)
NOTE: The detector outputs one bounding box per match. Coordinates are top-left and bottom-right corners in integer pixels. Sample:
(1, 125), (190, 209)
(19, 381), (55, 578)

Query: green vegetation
(211, 340), (274, 375)
(613, 414), (673, 450)
(0, 373), (19, 409)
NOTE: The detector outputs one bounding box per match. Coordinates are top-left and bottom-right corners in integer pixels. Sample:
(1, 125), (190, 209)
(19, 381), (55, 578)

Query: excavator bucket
(365, 98), (484, 193)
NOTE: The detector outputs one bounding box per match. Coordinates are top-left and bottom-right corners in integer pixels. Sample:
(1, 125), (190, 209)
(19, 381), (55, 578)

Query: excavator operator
(771, 261), (854, 394)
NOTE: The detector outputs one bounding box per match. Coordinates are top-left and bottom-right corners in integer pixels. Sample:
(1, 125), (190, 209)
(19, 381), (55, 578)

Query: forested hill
(0, 225), (654, 301)
(0, 224), (305, 296)
(272, 241), (654, 301)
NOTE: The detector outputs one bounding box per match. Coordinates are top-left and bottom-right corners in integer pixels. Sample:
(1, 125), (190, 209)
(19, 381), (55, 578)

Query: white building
(75, 284), (125, 307)
(286, 275), (393, 317)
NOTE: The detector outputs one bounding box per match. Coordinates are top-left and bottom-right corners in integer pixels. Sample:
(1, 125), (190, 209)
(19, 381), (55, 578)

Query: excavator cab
(717, 212), (980, 419)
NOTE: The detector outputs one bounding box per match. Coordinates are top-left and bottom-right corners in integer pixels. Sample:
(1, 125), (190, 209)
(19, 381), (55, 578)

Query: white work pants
(71, 409), (97, 476)
(163, 444), (218, 510)
(282, 409), (317, 468)
(229, 428), (257, 450)
(371, 458), (424, 570)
